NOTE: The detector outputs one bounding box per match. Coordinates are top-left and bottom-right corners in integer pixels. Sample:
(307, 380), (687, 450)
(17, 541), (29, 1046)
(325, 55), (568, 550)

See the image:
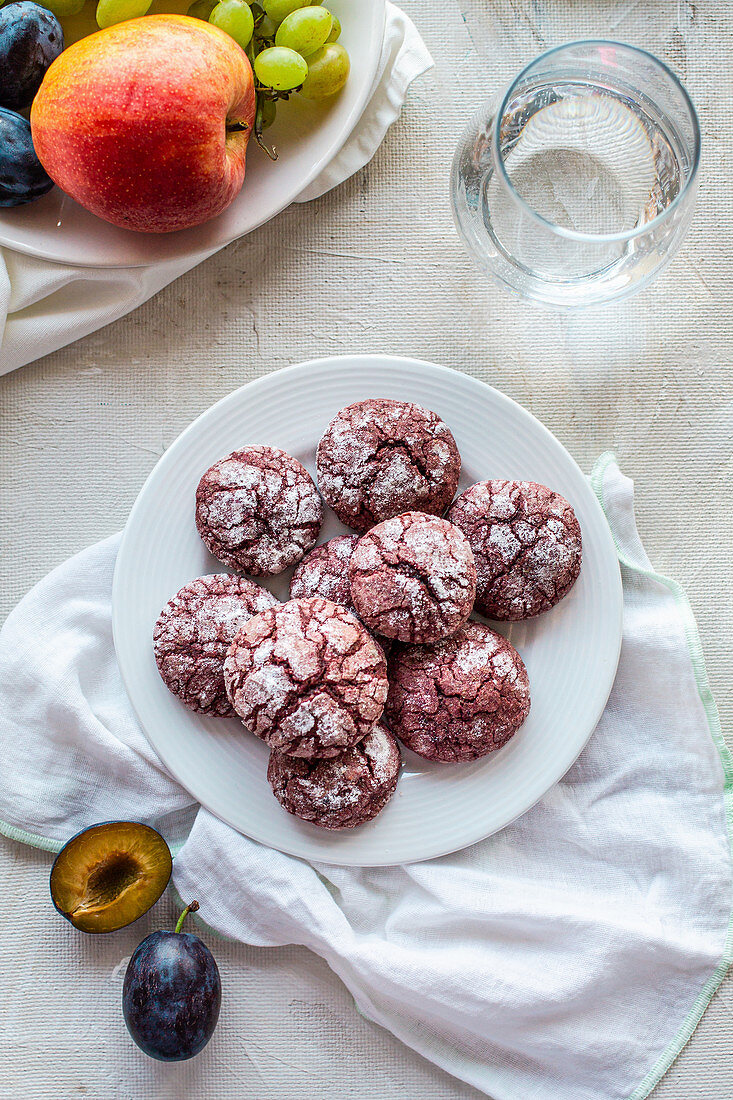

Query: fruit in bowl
(95, 0), (153, 30)
(2, 0), (355, 231)
(0, 1), (64, 111)
(31, 14), (256, 232)
(0, 107), (54, 205)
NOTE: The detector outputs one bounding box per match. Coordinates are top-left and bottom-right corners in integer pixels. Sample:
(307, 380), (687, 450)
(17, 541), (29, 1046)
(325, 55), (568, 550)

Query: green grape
(254, 45), (308, 90)
(326, 12), (340, 41)
(299, 42), (349, 99)
(42, 0), (85, 15)
(187, 0), (218, 19)
(209, 0), (255, 48)
(262, 0), (309, 25)
(96, 0), (152, 29)
(275, 6), (331, 58)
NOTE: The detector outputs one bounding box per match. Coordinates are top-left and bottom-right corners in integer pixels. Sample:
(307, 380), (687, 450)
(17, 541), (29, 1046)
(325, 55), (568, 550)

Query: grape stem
(256, 134), (279, 160)
(255, 92), (279, 161)
(246, 17), (280, 161)
(175, 900), (200, 934)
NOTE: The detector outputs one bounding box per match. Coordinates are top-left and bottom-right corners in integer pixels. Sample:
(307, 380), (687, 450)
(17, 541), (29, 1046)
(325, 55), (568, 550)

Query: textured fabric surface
(1, 1), (732, 1097)
(0, 462), (730, 1100)
(0, 3), (431, 376)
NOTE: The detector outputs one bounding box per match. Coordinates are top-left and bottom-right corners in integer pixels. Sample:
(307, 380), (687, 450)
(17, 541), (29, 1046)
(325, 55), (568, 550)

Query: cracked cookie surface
(291, 534), (392, 656)
(316, 399), (461, 533)
(153, 574), (278, 716)
(385, 622), (530, 762)
(290, 534), (359, 610)
(195, 446), (323, 576)
(349, 512), (476, 644)
(223, 596), (388, 758)
(267, 723), (400, 829)
(447, 479), (582, 621)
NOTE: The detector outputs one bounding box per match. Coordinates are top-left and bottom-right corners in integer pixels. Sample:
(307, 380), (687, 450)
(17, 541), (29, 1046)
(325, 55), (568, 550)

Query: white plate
(113, 356), (623, 866)
(0, 0), (385, 268)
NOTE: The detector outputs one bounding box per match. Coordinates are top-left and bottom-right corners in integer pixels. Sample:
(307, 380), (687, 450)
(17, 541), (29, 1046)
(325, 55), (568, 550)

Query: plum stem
(175, 900), (200, 934)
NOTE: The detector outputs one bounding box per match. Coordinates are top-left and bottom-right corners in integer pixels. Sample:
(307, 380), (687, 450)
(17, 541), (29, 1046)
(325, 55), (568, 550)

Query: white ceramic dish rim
(112, 355), (623, 866)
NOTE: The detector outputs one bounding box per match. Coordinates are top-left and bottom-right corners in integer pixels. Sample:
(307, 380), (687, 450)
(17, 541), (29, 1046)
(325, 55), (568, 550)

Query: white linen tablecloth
(0, 456), (729, 1100)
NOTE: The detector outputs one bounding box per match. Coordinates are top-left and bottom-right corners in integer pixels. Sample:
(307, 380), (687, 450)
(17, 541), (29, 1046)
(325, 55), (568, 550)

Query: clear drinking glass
(451, 40), (701, 308)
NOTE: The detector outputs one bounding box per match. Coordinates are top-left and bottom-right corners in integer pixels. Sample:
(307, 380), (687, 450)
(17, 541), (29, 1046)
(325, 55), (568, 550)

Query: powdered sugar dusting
(195, 445), (323, 577)
(455, 631), (499, 675)
(153, 573), (278, 716)
(267, 723), (400, 829)
(363, 724), (396, 781)
(223, 597), (388, 759)
(448, 479), (582, 621)
(349, 511), (477, 644)
(316, 399), (461, 532)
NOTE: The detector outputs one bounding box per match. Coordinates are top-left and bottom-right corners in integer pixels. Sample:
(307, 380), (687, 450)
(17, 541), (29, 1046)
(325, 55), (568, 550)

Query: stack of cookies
(153, 398), (582, 830)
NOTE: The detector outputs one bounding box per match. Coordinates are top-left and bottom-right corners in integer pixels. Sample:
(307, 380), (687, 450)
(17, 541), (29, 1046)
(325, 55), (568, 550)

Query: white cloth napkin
(0, 3), (431, 377)
(0, 455), (730, 1100)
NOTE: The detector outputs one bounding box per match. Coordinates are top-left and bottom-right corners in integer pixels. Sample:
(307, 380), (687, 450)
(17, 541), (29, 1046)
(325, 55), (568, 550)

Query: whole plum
(0, 108), (53, 205)
(122, 901), (221, 1061)
(0, 2), (63, 112)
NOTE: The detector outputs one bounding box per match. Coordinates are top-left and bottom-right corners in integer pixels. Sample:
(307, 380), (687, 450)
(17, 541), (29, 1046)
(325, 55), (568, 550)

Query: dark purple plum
(123, 902), (221, 1062)
(0, 107), (52, 206)
(0, 2), (63, 112)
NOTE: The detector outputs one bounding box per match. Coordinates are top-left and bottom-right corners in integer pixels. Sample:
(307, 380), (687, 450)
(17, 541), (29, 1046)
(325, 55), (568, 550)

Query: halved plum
(50, 821), (172, 934)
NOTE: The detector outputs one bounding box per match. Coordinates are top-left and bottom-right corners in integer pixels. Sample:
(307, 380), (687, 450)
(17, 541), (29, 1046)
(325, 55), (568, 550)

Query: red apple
(30, 15), (256, 233)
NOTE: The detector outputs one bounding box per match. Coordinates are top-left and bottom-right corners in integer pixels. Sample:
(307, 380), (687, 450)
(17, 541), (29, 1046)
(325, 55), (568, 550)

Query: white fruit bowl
(0, 0), (386, 267)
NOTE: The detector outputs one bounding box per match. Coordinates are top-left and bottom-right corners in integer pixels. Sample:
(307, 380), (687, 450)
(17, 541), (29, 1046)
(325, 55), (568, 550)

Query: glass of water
(451, 40), (701, 308)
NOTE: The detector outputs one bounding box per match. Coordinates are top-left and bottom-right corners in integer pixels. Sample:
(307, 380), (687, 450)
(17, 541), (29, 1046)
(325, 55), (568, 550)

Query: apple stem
(175, 900), (200, 934)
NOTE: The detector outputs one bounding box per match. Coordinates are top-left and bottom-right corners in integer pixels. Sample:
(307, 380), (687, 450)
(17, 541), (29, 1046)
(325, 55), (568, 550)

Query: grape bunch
(188, 0), (350, 158)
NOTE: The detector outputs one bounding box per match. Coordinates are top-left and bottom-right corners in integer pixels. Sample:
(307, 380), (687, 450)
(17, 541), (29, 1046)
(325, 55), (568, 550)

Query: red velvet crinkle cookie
(290, 534), (359, 610)
(267, 723), (401, 829)
(385, 622), (530, 762)
(447, 479), (582, 621)
(291, 534), (392, 656)
(349, 512), (476, 644)
(316, 399), (461, 533)
(195, 446), (323, 577)
(223, 597), (388, 758)
(153, 574), (278, 717)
